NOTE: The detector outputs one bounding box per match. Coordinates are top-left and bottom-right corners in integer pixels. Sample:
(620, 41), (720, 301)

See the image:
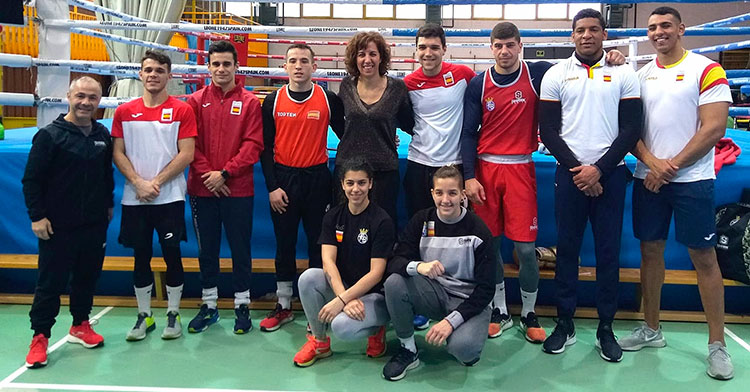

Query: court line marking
(0, 306), (114, 388)
(725, 326), (750, 353)
(4, 383), (308, 392)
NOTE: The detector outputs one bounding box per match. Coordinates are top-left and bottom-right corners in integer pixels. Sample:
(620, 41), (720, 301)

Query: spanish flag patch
(307, 110), (320, 120)
(231, 100), (242, 115)
(676, 73), (684, 82)
(443, 71), (455, 86)
(161, 108), (173, 122)
(603, 74), (612, 83)
(335, 230), (343, 243)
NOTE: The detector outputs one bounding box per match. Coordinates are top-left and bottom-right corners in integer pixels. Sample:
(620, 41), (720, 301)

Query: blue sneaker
(413, 315), (429, 331)
(188, 304), (219, 333)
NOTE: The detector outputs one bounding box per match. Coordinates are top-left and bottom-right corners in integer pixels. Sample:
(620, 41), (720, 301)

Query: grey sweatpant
(298, 268), (389, 340)
(384, 273), (491, 363)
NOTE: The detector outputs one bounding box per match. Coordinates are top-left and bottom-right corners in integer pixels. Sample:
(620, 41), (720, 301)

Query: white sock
(399, 335), (417, 354)
(520, 289), (537, 318)
(234, 289), (251, 308)
(166, 284), (183, 314)
(493, 282), (507, 314)
(202, 287), (218, 309)
(134, 284), (152, 315)
(276, 281), (293, 310)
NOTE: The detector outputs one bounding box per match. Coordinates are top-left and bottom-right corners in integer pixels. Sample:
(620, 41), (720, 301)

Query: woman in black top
(335, 32), (414, 227)
(293, 158), (395, 367)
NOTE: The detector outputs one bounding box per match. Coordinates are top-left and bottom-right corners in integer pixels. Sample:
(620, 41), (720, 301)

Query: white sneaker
(618, 323), (666, 351)
(707, 342), (734, 380)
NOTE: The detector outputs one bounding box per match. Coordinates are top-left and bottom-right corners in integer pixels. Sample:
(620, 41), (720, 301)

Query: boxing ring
(1, 0), (749, 309)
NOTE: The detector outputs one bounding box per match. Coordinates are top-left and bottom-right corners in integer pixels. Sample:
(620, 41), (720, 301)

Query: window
(303, 4), (330, 18)
(225, 2), (253, 17)
(442, 5), (472, 20)
(473, 5), (503, 20)
(365, 5), (393, 18)
(333, 4), (363, 19)
(569, 3), (601, 19)
(281, 3), (300, 18)
(396, 5), (425, 20)
(504, 4), (536, 20)
(538, 4), (568, 19)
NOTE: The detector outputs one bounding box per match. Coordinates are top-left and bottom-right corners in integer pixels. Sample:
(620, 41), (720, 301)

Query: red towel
(715, 138), (741, 174)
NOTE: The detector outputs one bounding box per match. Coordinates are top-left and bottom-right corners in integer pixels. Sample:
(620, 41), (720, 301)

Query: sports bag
(715, 188), (750, 285)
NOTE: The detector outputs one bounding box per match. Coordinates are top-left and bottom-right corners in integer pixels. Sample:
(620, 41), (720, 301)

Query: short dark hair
(208, 40), (238, 63)
(491, 22), (521, 43)
(339, 157), (374, 181)
(344, 32), (391, 77)
(650, 6), (682, 23)
(141, 50), (171, 72)
(433, 165), (463, 188)
(416, 23), (446, 47)
(286, 43), (315, 61)
(572, 8), (606, 30)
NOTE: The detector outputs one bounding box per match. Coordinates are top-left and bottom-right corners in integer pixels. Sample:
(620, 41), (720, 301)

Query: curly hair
(344, 32), (390, 77)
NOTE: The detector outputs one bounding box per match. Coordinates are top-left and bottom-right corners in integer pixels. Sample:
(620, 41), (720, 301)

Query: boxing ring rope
(1, 2), (746, 116)
(42, 19), (750, 38)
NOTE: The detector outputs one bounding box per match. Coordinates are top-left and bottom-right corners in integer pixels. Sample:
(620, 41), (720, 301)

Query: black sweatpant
(29, 222), (108, 337)
(271, 163), (331, 281)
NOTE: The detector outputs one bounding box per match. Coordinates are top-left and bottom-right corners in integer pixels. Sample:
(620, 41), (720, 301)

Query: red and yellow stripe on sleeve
(699, 63), (728, 94)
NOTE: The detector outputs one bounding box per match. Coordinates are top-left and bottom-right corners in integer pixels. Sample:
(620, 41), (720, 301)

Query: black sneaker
(596, 323), (622, 362)
(234, 304), (253, 334)
(542, 318), (576, 354)
(383, 346), (420, 381)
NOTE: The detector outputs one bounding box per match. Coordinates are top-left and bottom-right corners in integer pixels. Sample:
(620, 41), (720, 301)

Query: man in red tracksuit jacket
(186, 40), (264, 334)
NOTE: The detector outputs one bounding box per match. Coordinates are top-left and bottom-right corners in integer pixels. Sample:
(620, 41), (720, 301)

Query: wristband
(337, 295), (347, 306)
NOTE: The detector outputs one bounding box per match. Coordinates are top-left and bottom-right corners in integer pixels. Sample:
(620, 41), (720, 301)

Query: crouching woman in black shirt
(293, 157), (395, 367)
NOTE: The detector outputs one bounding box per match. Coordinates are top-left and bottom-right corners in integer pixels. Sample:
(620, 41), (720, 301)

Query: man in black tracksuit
(21, 76), (114, 369)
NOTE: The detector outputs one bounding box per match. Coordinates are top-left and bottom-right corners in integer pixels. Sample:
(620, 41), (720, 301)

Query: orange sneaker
(520, 312), (546, 344)
(488, 308), (513, 338)
(25, 334), (48, 369)
(293, 335), (332, 367)
(366, 326), (387, 358)
(68, 321), (104, 348)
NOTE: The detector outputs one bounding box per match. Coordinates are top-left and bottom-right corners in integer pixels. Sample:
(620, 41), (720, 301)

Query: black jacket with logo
(22, 114), (114, 230)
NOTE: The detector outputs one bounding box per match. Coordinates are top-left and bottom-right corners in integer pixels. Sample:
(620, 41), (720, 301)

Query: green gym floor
(0, 305), (747, 392)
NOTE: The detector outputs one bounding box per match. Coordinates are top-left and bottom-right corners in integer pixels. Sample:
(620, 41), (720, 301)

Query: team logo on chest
(307, 110), (320, 120)
(443, 71), (455, 86)
(676, 72), (685, 82)
(357, 228), (369, 244)
(603, 73), (612, 83)
(161, 108), (173, 122)
(231, 100), (243, 115)
(485, 97), (496, 112)
(511, 90), (526, 104)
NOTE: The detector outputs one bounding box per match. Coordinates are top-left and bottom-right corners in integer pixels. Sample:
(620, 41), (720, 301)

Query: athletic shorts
(473, 160), (538, 241)
(119, 201), (187, 249)
(632, 179), (716, 249)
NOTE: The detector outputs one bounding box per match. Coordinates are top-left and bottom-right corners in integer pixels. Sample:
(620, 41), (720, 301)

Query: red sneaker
(25, 334), (48, 369)
(293, 335), (332, 367)
(366, 326), (387, 358)
(68, 321), (104, 348)
(259, 304), (294, 332)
